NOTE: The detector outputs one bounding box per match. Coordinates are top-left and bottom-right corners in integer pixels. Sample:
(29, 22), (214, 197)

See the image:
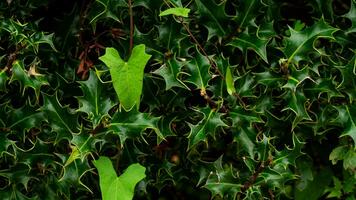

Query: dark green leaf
(77, 70), (115, 127)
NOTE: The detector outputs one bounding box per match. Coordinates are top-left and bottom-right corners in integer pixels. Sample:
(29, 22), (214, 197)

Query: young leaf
(93, 157), (146, 200)
(99, 45), (151, 111)
(159, 7), (190, 17)
(225, 66), (235, 95)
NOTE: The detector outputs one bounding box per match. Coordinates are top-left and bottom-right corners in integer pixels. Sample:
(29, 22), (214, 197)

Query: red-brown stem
(128, 0), (134, 54)
(179, 18), (223, 78)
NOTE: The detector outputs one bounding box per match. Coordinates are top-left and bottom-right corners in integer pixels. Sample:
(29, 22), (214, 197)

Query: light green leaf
(93, 157), (146, 200)
(225, 66), (235, 95)
(99, 45), (152, 111)
(329, 145), (348, 165)
(159, 7), (190, 17)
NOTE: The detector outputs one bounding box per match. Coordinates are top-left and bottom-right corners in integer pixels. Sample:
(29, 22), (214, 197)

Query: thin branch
(128, 0), (134, 54)
(241, 159), (272, 194)
(178, 17), (223, 78)
(233, 92), (247, 109)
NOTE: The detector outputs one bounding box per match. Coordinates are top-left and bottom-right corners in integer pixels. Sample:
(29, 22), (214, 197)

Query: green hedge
(0, 0), (355, 199)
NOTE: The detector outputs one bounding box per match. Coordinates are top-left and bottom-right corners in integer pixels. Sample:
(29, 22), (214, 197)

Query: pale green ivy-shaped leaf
(188, 107), (227, 149)
(93, 156), (146, 200)
(10, 61), (48, 100)
(282, 18), (338, 65)
(77, 70), (114, 127)
(159, 7), (190, 17)
(99, 45), (152, 111)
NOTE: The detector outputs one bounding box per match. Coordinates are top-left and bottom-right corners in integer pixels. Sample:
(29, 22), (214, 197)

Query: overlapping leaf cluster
(0, 0), (356, 199)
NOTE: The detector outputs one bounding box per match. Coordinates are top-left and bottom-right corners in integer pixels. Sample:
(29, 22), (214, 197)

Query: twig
(178, 17), (223, 78)
(233, 92), (247, 109)
(202, 93), (228, 113)
(128, 0), (134, 54)
(241, 159), (272, 193)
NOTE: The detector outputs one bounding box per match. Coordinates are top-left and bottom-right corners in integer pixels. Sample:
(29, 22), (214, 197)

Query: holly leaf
(41, 93), (80, 143)
(188, 107), (227, 149)
(77, 70), (115, 127)
(93, 156), (146, 200)
(229, 31), (270, 63)
(335, 105), (356, 145)
(10, 61), (48, 99)
(235, 73), (257, 98)
(203, 156), (241, 199)
(159, 7), (190, 17)
(195, 0), (230, 39)
(182, 49), (212, 93)
(282, 19), (338, 65)
(234, 0), (263, 29)
(109, 110), (162, 145)
(282, 90), (311, 129)
(7, 104), (45, 134)
(99, 45), (152, 111)
(344, 0), (356, 34)
(274, 134), (305, 169)
(154, 56), (187, 90)
(88, 0), (126, 26)
(282, 65), (313, 92)
(335, 56), (356, 101)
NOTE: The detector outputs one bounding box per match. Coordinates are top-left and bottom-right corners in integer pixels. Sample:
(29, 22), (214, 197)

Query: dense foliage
(0, 0), (356, 199)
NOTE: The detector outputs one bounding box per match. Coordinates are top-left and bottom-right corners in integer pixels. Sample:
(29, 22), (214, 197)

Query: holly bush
(1, 0), (356, 199)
